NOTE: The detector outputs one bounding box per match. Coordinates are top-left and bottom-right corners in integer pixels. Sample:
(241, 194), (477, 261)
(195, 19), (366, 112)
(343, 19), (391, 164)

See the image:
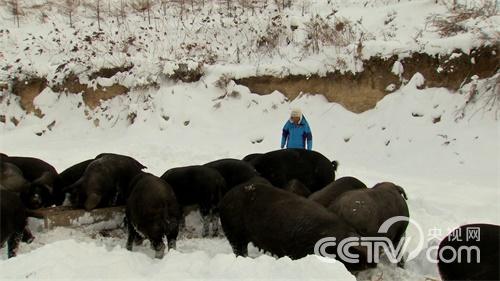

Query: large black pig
(234, 176), (310, 198)
(0, 161), (51, 210)
(241, 153), (263, 163)
(161, 165), (225, 237)
(0, 161), (30, 193)
(204, 158), (259, 195)
(58, 159), (94, 205)
(309, 176), (368, 207)
(69, 153), (146, 211)
(59, 159), (94, 190)
(0, 190), (42, 258)
(233, 176), (272, 188)
(327, 182), (409, 266)
(283, 179), (311, 197)
(438, 223), (499, 281)
(126, 172), (180, 259)
(249, 149), (338, 193)
(1, 154), (62, 208)
(219, 183), (372, 271)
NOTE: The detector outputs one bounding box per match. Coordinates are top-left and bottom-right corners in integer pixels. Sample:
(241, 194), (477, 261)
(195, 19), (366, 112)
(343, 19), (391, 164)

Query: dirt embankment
(8, 66), (131, 116)
(6, 46), (499, 116)
(235, 46), (498, 113)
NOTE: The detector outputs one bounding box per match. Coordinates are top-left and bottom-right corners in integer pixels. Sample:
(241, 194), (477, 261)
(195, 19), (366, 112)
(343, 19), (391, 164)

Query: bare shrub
(214, 74), (232, 89)
(303, 15), (356, 54)
(127, 112), (137, 124)
(169, 62), (204, 82)
(255, 14), (288, 54)
(159, 0), (169, 16)
(2, 0), (24, 27)
(303, 15), (323, 54)
(429, 1), (498, 37)
(300, 0), (311, 16)
(273, 0), (291, 11)
(218, 0), (233, 15)
(170, 0), (188, 20)
(109, 0), (128, 26)
(59, 0), (80, 28)
(82, 0), (104, 30)
(437, 0), (497, 15)
(238, 0), (259, 15)
(455, 74), (500, 121)
(428, 14), (466, 37)
(130, 0), (153, 25)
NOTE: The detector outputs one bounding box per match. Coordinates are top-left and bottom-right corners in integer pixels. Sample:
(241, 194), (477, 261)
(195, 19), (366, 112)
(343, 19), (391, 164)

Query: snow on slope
(1, 0), (498, 85)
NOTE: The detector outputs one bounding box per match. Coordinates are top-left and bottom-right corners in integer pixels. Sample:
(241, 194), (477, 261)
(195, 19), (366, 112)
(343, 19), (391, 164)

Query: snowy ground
(1, 72), (499, 280)
(1, 0), (499, 280)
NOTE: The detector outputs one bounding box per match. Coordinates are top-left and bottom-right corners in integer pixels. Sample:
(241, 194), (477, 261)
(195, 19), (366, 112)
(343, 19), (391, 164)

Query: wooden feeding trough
(32, 206), (126, 229)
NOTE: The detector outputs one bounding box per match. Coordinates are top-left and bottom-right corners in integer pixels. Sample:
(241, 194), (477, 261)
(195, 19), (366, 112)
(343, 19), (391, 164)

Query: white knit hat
(291, 108), (302, 118)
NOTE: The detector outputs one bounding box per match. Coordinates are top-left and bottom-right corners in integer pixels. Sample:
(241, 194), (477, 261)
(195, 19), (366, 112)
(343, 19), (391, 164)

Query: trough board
(31, 206), (125, 229)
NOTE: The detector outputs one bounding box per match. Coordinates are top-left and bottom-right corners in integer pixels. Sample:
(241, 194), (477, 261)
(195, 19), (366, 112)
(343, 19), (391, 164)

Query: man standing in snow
(280, 108), (313, 150)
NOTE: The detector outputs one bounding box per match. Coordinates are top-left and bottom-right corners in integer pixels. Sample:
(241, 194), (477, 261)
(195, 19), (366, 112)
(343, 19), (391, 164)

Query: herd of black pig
(1, 149), (498, 279)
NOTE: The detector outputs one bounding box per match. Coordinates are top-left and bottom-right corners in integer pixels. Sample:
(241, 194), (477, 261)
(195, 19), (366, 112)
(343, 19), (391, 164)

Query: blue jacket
(281, 116), (313, 150)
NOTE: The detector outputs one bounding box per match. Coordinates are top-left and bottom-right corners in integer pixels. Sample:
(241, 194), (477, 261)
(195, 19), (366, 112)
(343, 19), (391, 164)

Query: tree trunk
(148, 9), (151, 25)
(69, 10), (73, 28)
(121, 0), (125, 23)
(97, 0), (101, 30)
(14, 0), (20, 28)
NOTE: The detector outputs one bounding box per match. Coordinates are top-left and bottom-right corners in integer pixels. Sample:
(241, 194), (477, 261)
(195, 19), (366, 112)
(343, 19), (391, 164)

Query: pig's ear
(84, 193), (101, 211)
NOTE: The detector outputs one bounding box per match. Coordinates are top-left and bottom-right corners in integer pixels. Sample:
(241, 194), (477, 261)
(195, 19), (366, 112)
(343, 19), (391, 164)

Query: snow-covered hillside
(1, 0), (498, 86)
(1, 0), (499, 280)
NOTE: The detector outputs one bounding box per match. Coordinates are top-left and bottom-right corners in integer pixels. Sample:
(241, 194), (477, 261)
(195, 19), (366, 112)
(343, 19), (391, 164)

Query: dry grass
(429, 14), (467, 37)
